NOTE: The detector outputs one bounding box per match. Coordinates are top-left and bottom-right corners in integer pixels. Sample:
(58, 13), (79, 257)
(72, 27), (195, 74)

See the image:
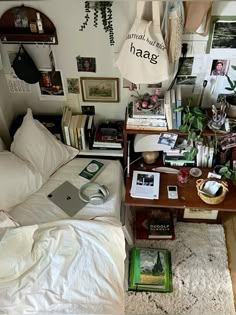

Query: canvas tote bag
(116, 1), (169, 84)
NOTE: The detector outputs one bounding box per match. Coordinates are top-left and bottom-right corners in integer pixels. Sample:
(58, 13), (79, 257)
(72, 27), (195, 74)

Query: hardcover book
(136, 209), (175, 240)
(129, 247), (172, 292)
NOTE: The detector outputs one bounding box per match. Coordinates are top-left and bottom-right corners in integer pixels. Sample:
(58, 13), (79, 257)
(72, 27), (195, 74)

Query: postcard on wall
(37, 69), (66, 101)
(67, 78), (80, 94)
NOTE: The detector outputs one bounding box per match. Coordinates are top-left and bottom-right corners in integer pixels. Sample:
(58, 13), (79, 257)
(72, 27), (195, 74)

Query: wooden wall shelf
(0, 6), (58, 44)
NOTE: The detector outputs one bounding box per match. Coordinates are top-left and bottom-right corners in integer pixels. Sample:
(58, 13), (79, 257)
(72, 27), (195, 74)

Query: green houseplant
(79, 1), (115, 46)
(216, 161), (236, 185)
(176, 97), (206, 160)
(225, 65), (236, 117)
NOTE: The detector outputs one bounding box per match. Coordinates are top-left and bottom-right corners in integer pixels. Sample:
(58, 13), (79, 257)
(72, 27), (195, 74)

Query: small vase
(177, 169), (189, 185)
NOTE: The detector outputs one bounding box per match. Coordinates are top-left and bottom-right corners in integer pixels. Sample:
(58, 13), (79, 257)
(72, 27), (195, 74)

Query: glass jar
(177, 168), (189, 185)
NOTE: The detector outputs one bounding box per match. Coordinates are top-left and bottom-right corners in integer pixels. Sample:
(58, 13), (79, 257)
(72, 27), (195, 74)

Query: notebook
(47, 181), (86, 216)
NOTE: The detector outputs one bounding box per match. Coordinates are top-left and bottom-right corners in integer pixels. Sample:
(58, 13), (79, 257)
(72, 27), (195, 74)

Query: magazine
(130, 171), (160, 199)
(129, 247), (172, 292)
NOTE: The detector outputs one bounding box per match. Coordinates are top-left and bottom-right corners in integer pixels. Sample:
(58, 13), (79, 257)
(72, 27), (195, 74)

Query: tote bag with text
(116, 1), (169, 84)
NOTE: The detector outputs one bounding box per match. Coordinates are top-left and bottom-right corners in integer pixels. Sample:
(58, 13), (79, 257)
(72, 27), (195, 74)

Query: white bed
(0, 219), (126, 314)
(9, 158), (125, 225)
(0, 109), (127, 314)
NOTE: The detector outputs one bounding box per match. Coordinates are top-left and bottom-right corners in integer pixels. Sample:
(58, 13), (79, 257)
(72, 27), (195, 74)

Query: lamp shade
(134, 134), (174, 152)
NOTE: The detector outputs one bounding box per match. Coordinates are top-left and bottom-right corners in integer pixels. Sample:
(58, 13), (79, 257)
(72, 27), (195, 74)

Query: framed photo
(206, 16), (236, 53)
(80, 77), (119, 102)
(38, 69), (66, 101)
(183, 208), (219, 220)
(210, 59), (229, 76)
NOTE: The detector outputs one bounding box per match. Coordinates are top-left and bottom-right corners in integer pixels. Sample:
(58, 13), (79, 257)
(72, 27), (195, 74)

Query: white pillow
(0, 151), (43, 210)
(0, 137), (6, 151)
(11, 108), (78, 181)
(0, 210), (19, 228)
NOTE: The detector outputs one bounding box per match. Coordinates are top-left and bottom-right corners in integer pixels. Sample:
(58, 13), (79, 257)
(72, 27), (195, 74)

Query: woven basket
(196, 178), (228, 205)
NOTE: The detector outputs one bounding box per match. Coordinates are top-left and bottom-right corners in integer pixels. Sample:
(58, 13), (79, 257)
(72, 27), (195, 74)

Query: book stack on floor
(126, 99), (168, 131)
(61, 106), (95, 150)
(93, 121), (123, 150)
(136, 209), (175, 240)
(128, 247), (172, 292)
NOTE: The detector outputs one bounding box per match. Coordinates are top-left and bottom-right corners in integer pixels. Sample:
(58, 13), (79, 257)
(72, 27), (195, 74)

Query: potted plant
(216, 161), (236, 185)
(225, 65), (236, 117)
(176, 97), (207, 160)
(79, 1), (115, 46)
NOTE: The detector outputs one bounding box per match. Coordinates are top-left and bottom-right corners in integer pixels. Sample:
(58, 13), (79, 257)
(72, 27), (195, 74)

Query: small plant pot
(226, 94), (236, 118)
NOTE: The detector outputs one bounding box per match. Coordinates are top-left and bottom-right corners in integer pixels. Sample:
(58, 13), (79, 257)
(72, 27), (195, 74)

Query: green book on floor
(129, 247), (172, 293)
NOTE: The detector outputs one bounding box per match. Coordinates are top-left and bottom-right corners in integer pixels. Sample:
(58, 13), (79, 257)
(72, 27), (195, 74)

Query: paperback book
(130, 171), (160, 199)
(129, 247), (172, 292)
(136, 209), (175, 240)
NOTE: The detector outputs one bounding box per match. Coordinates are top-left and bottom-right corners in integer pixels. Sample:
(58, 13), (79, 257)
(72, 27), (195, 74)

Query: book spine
(176, 85), (182, 129)
(171, 89), (177, 129)
(164, 90), (173, 130)
(126, 125), (168, 131)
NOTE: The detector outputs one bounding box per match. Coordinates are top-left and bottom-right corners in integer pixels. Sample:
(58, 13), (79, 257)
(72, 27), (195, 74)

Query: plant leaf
(175, 106), (184, 112)
(231, 65), (236, 71)
(225, 87), (234, 91)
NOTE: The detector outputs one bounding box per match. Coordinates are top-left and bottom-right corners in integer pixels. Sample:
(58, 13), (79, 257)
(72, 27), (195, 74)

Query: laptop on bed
(47, 181), (86, 216)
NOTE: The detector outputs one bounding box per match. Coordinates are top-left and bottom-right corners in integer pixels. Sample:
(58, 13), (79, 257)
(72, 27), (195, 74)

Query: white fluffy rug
(125, 223), (235, 315)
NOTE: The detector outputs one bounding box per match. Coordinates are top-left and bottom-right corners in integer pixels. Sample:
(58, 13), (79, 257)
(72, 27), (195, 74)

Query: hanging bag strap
(152, 1), (161, 27)
(136, 1), (146, 20)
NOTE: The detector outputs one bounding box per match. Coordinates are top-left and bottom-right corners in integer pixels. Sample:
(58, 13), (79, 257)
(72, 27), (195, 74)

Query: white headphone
(78, 183), (110, 205)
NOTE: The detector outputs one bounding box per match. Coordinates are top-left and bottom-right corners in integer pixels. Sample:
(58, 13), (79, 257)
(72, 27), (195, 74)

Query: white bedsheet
(0, 219), (126, 314)
(9, 158), (125, 226)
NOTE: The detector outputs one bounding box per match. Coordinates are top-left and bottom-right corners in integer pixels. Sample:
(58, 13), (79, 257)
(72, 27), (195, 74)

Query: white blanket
(9, 158), (125, 226)
(0, 220), (126, 314)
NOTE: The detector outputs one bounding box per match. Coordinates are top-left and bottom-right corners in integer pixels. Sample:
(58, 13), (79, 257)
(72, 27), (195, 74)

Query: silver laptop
(47, 181), (86, 217)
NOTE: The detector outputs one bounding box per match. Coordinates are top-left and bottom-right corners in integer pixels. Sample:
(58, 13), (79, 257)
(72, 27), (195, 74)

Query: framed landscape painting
(80, 77), (119, 102)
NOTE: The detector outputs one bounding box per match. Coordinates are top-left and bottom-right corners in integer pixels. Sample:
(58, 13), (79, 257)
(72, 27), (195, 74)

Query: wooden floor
(222, 212), (236, 308)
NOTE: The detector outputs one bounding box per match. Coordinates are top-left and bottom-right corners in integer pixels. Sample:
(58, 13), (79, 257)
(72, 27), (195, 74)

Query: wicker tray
(196, 178), (228, 205)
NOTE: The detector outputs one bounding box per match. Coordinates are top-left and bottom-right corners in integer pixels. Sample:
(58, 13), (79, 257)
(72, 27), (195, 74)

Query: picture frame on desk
(178, 208), (220, 223)
(80, 77), (119, 103)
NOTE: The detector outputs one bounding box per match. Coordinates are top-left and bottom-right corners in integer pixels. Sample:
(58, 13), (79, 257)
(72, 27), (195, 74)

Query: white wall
(0, 0), (236, 132)
(0, 0), (138, 125)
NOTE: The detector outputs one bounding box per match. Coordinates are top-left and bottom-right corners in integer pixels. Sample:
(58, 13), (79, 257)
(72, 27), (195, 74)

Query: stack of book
(128, 247), (172, 292)
(164, 85), (182, 130)
(136, 209), (175, 240)
(126, 100), (168, 131)
(93, 121), (123, 150)
(61, 106), (95, 150)
(162, 137), (195, 167)
(196, 136), (215, 168)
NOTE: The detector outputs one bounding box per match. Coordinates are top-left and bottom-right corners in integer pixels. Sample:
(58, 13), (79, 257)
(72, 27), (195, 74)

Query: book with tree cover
(129, 247), (172, 292)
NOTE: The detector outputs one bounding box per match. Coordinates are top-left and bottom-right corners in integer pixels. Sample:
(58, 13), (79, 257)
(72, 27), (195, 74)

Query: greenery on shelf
(225, 65), (236, 94)
(176, 97), (207, 161)
(79, 1), (115, 46)
(217, 161), (236, 184)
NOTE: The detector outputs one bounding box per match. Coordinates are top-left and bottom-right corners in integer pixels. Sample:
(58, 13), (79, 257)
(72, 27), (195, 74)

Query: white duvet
(0, 220), (126, 314)
(9, 158), (125, 226)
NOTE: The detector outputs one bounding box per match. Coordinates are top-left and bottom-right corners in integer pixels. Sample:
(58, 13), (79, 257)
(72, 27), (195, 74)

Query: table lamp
(134, 134), (169, 164)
